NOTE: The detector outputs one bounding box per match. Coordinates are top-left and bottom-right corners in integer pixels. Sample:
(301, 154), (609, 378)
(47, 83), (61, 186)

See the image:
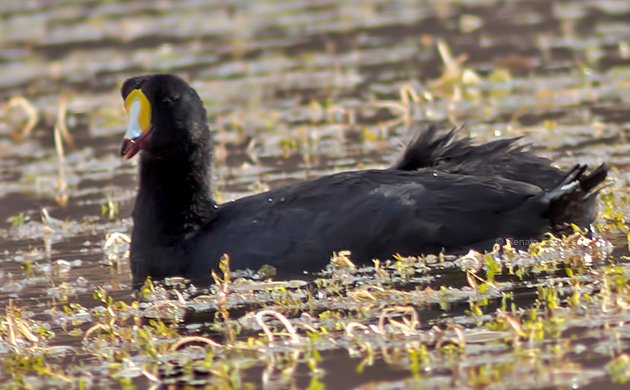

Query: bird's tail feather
(543, 163), (608, 228)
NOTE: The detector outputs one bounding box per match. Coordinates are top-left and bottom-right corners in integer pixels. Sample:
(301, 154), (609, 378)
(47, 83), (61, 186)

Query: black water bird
(120, 74), (607, 287)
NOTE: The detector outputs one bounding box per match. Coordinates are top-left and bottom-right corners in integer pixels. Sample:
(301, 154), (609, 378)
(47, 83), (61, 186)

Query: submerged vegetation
(1, 0), (630, 388)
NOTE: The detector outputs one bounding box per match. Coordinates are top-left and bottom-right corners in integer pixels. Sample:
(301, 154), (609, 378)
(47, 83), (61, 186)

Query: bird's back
(187, 169), (551, 279)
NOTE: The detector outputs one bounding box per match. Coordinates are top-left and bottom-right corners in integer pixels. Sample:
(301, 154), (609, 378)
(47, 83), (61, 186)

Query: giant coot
(120, 74), (607, 287)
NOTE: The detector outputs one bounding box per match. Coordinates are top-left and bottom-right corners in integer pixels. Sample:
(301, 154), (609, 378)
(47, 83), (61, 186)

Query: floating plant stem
(255, 310), (301, 345)
(54, 122), (68, 206)
(1, 96), (38, 142)
(170, 336), (221, 351)
(56, 95), (74, 148)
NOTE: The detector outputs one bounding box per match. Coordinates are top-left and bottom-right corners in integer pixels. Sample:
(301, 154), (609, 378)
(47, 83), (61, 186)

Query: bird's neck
(133, 145), (217, 245)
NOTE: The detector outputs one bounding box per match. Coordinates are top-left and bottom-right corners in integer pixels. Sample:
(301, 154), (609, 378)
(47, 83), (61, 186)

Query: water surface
(1, 0), (630, 388)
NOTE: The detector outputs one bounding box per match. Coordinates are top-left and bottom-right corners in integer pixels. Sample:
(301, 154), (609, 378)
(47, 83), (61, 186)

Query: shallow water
(1, 0), (630, 388)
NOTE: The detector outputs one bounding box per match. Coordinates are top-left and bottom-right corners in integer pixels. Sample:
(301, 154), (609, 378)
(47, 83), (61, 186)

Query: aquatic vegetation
(3, 223), (630, 387)
(0, 96), (38, 142)
(9, 212), (26, 228)
(1, 0), (629, 388)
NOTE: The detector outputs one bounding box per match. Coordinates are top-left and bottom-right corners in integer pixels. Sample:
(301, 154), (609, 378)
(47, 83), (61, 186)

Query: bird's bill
(121, 88), (151, 159)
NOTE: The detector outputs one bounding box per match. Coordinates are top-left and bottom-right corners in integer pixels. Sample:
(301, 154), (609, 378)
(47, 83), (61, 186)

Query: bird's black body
(121, 74), (607, 287)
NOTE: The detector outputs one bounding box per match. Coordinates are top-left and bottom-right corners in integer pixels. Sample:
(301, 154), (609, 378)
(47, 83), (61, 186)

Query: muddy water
(1, 0), (629, 388)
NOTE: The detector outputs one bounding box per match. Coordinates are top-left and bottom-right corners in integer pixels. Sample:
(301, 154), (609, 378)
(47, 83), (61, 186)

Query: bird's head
(120, 74), (208, 159)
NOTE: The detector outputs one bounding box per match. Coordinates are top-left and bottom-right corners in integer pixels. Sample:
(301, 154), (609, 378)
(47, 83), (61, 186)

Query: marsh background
(0, 0), (629, 388)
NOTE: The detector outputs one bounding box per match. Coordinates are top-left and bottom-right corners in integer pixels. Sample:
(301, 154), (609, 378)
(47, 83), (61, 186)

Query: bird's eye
(162, 94), (180, 105)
